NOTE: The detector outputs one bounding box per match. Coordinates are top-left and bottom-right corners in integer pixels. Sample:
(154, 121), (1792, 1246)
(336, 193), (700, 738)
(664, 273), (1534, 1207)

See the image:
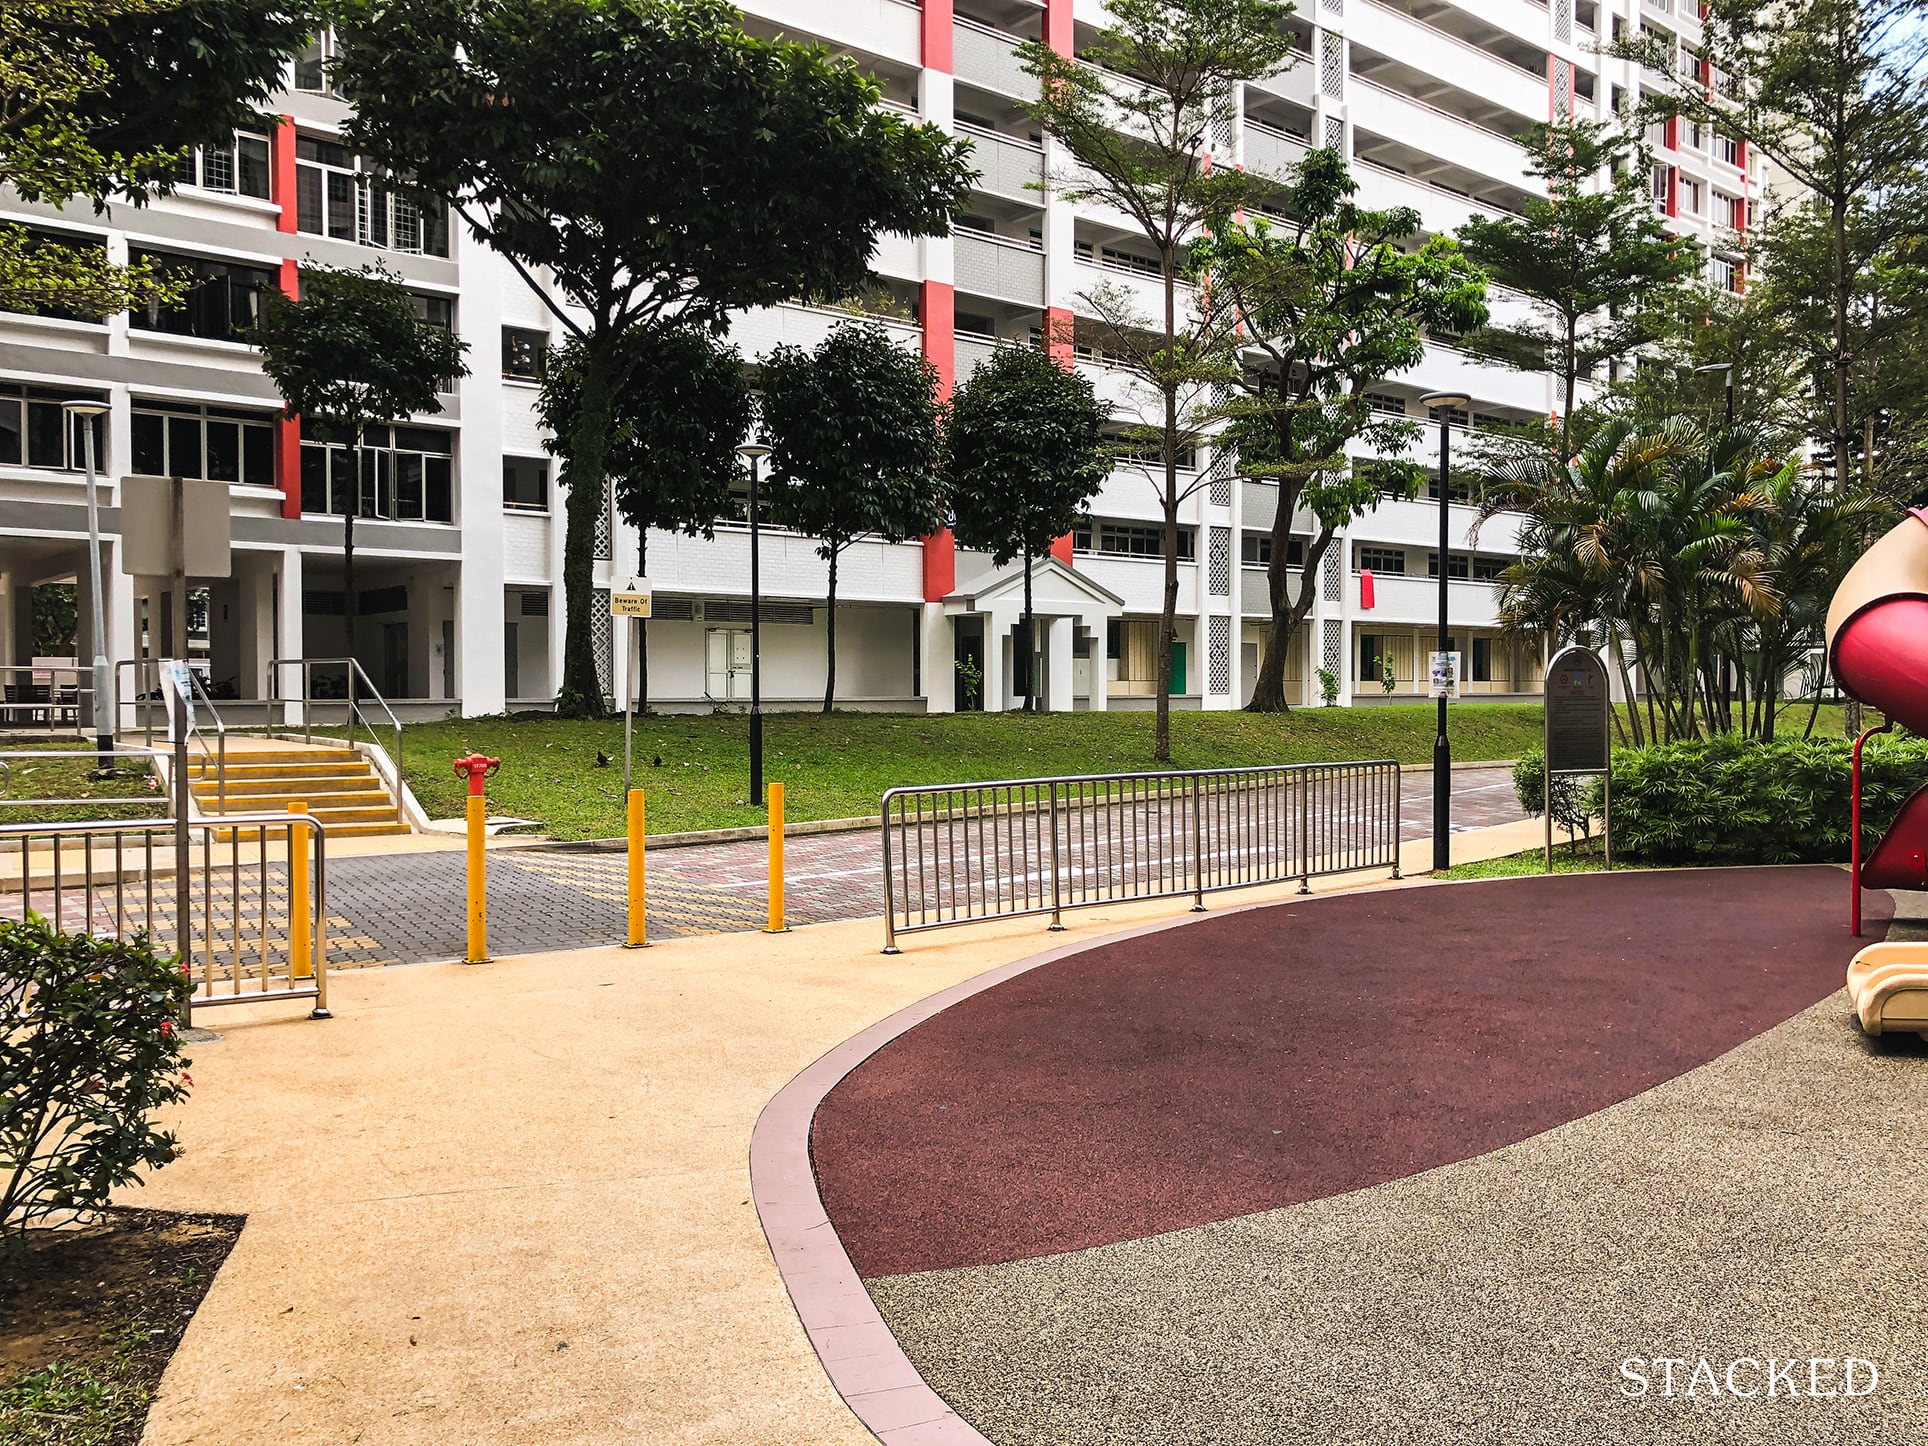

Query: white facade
(0, 0), (1757, 717)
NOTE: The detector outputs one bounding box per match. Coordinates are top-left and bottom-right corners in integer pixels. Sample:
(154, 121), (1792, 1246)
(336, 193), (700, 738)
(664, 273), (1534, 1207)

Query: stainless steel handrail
(0, 810), (330, 1019)
(110, 659), (227, 811)
(268, 655), (405, 787)
(880, 759), (1403, 951)
(0, 744), (166, 809)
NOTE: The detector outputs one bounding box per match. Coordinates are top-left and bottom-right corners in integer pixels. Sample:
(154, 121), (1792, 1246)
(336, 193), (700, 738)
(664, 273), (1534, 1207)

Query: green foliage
(1, 918), (192, 1248)
(1380, 653), (1397, 696)
(1512, 749), (1597, 843)
(0, 0), (314, 317)
(1317, 667), (1340, 707)
(1606, 733), (1928, 865)
(251, 264), (469, 440)
(761, 322), (946, 711)
(1457, 121), (1700, 452)
(947, 343), (1111, 568)
(0, 1320), (158, 1446)
(1193, 148), (1488, 711)
(332, 0), (974, 717)
(30, 583), (76, 656)
(539, 324), (752, 549)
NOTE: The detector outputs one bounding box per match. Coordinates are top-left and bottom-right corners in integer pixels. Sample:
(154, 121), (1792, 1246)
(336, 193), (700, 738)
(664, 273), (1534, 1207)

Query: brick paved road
(294, 764), (1525, 967)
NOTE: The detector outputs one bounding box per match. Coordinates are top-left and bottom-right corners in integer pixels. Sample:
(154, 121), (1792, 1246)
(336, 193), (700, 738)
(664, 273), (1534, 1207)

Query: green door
(1169, 640), (1187, 695)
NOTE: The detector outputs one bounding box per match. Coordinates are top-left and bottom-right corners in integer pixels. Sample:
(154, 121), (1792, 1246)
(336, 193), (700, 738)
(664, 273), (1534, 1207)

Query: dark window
(131, 412), (164, 475)
(131, 402), (276, 485)
(1427, 551), (1471, 579)
(300, 422), (453, 523)
(1, 227), (112, 323)
(1358, 546), (1405, 574)
(3, 387), (104, 472)
(503, 327), (548, 380)
(1241, 533), (1307, 567)
(181, 130), (271, 199)
(1471, 637), (1493, 682)
(1073, 520), (1195, 560)
(1472, 554), (1508, 581)
(503, 457), (548, 509)
(130, 250), (275, 342)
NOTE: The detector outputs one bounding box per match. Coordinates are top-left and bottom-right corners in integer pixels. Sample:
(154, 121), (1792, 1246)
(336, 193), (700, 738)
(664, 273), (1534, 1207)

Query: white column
(1087, 612), (1110, 712)
(1047, 615), (1073, 713)
(980, 612), (1005, 714)
(920, 602), (954, 714)
(455, 255), (508, 717)
(275, 548), (304, 724)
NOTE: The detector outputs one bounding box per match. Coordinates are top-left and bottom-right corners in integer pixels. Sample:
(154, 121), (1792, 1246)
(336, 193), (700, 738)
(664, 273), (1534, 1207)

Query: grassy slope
(394, 705), (1552, 839)
(0, 748), (165, 824)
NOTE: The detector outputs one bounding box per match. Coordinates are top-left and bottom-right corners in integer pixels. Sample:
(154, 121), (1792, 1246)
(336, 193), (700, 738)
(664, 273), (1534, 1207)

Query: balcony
(956, 231), (1046, 307)
(1353, 570), (1505, 627)
(1347, 73), (1532, 192)
(960, 124), (1045, 203)
(1242, 121), (1308, 183)
(954, 17), (1035, 100)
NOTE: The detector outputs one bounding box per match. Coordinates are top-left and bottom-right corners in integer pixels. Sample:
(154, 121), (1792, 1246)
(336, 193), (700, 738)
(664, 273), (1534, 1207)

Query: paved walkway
(126, 818), (1545, 1446)
(306, 764), (1525, 966)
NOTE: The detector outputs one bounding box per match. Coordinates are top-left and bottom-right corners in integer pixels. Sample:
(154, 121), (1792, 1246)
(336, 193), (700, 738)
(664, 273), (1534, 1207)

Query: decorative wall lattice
(591, 590), (613, 701)
(1208, 526), (1232, 596)
(594, 489), (613, 560)
(1321, 37), (1343, 98)
(1321, 545), (1342, 601)
(1209, 615), (1232, 695)
(1325, 116), (1345, 153)
(1552, 59), (1572, 118)
(1554, 0), (1572, 44)
(1322, 619), (1342, 674)
(1322, 0), (1342, 12)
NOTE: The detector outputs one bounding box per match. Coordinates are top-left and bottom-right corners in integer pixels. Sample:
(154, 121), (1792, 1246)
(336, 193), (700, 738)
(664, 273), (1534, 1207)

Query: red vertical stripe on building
(1666, 165), (1680, 219)
(1045, 304), (1076, 567)
(272, 256), (302, 517)
(1045, 0), (1073, 54)
(1664, 116), (1678, 151)
(923, 0), (953, 70)
(922, 279), (957, 601)
(272, 115), (298, 235)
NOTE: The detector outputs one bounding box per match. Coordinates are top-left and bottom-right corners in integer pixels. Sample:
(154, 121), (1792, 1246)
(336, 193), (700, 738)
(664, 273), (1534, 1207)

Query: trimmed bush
(1, 917), (193, 1248)
(1512, 750), (1600, 845)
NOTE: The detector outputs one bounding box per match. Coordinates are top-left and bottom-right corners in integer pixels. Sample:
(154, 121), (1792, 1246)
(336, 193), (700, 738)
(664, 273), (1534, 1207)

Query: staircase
(189, 746), (410, 838)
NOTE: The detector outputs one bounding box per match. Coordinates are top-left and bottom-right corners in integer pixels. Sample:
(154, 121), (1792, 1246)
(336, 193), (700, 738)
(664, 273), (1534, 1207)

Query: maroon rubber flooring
(813, 867), (1888, 1278)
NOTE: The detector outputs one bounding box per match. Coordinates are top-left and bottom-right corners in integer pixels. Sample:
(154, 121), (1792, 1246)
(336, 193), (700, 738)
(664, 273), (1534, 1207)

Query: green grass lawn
(1440, 842), (1654, 881)
(393, 705), (1555, 840)
(0, 746), (165, 825)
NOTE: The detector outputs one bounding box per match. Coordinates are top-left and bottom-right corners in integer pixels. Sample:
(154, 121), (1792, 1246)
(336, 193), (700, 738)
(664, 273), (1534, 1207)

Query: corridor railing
(880, 760), (1402, 951)
(269, 656), (404, 783)
(0, 812), (331, 1020)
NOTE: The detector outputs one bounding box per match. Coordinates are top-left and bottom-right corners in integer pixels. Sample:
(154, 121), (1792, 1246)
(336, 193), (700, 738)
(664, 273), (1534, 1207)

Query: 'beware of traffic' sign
(610, 577), (653, 618)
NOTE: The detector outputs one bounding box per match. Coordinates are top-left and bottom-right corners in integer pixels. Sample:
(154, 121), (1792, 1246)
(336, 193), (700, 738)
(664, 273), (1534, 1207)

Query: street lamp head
(1692, 363), (1734, 377)
(736, 442), (772, 463)
(1419, 391), (1471, 412)
(61, 398), (110, 418)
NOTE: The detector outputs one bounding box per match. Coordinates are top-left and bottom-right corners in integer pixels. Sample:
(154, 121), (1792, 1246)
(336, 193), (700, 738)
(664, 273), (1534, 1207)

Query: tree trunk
(343, 429), (360, 673)
(558, 349), (616, 717)
(1561, 315), (1578, 457)
(822, 544), (839, 714)
(1248, 524), (1323, 713)
(1607, 628), (1644, 748)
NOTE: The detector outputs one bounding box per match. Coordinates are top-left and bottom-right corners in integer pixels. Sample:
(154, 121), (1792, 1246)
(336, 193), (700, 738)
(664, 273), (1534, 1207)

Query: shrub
(1512, 750), (1600, 845)
(1607, 733), (1928, 865)
(1317, 667), (1340, 707)
(1, 917), (193, 1249)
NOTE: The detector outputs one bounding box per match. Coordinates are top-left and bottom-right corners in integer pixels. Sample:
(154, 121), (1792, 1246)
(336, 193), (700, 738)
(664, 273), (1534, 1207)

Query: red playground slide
(1825, 506), (1928, 1037)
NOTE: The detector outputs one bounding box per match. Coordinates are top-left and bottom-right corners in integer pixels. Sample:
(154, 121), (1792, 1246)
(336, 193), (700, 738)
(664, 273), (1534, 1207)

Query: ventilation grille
(591, 590), (613, 700)
(1322, 619), (1342, 673)
(519, 591), (549, 617)
(1209, 614), (1232, 694)
(652, 598), (696, 621)
(706, 599), (813, 626)
(1325, 115), (1344, 153)
(1208, 526), (1232, 596)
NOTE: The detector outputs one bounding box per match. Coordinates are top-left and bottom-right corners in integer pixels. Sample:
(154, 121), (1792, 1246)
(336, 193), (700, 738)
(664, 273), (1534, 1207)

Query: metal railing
(0, 812), (329, 1019)
(269, 656), (404, 783)
(115, 659), (229, 812)
(881, 760), (1402, 950)
(0, 745), (166, 810)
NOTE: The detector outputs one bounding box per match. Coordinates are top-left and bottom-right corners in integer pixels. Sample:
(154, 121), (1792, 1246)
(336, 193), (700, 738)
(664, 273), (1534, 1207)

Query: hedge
(1513, 733), (1928, 866)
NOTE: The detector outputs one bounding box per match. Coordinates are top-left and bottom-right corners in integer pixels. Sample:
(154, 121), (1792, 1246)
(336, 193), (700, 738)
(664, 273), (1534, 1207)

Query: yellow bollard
(466, 792), (489, 963)
(289, 800), (312, 979)
(625, 788), (648, 948)
(767, 781), (787, 934)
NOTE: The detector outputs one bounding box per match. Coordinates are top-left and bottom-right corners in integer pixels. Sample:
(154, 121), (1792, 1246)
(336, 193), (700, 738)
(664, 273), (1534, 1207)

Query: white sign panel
(119, 476), (233, 577)
(1428, 650), (1462, 701)
(162, 659), (195, 742)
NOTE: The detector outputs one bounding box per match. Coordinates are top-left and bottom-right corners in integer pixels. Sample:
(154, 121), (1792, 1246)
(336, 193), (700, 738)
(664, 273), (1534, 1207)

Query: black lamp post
(737, 439), (772, 807)
(1420, 389), (1470, 874)
(1693, 361), (1735, 424)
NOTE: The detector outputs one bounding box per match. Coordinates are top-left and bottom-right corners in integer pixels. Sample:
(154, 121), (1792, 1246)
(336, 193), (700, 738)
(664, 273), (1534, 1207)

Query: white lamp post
(62, 399), (113, 765)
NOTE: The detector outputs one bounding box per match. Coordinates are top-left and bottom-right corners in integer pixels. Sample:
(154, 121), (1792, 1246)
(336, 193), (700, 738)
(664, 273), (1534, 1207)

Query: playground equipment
(1825, 506), (1928, 1037)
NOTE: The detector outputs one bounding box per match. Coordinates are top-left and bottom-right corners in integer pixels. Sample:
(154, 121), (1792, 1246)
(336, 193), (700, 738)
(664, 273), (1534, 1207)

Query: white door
(706, 629), (753, 701)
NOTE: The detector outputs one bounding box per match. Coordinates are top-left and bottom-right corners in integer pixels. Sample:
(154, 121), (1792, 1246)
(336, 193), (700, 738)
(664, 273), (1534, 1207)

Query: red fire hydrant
(452, 753), (501, 797)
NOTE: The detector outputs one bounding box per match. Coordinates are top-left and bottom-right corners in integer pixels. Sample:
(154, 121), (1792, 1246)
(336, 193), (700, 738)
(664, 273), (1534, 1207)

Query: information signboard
(1545, 646), (1609, 774)
(1428, 650), (1461, 700)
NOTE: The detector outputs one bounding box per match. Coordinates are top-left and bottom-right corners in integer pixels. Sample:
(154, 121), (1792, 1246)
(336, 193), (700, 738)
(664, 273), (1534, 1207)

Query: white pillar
(980, 612), (1005, 714)
(920, 602), (953, 714)
(275, 548), (304, 724)
(1047, 615), (1073, 713)
(1087, 614), (1110, 712)
(455, 254), (507, 716)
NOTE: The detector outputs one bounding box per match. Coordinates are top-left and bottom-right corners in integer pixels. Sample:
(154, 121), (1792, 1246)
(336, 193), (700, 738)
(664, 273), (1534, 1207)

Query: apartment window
(1073, 520), (1196, 560)
(299, 420), (453, 523)
(1358, 632), (1393, 681)
(1241, 533), (1307, 567)
(1716, 192), (1745, 229)
(1470, 637), (1493, 682)
(1679, 176), (1704, 216)
(1427, 551), (1471, 579)
(1714, 133), (1739, 167)
(1358, 546), (1405, 575)
(131, 402), (276, 486)
(1075, 239), (1161, 276)
(1681, 119), (1705, 152)
(0, 227), (111, 323)
(1426, 473), (1476, 502)
(1110, 438), (1199, 470)
(503, 456), (548, 510)
(1472, 554), (1509, 581)
(0, 384), (105, 471)
(176, 129), (272, 199)
(1363, 390), (1408, 418)
(129, 249), (275, 342)
(503, 327), (548, 381)
(295, 136), (450, 256)
(1651, 164), (1672, 207)
(294, 30), (339, 94)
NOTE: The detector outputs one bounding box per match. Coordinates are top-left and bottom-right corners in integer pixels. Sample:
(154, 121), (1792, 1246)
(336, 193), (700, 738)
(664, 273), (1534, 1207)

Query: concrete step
(194, 776), (384, 799)
(209, 819), (409, 841)
(184, 748), (362, 767)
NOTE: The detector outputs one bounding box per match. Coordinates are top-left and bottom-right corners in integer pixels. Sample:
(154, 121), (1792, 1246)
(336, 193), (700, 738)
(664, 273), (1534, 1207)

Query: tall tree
(1620, 0), (1928, 498)
(1019, 0), (1297, 758)
(332, 0), (973, 716)
(945, 344), (1111, 713)
(250, 264), (469, 668)
(1192, 149), (1489, 712)
(1456, 120), (1701, 455)
(0, 0), (317, 315)
(759, 323), (946, 713)
(538, 324), (752, 712)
